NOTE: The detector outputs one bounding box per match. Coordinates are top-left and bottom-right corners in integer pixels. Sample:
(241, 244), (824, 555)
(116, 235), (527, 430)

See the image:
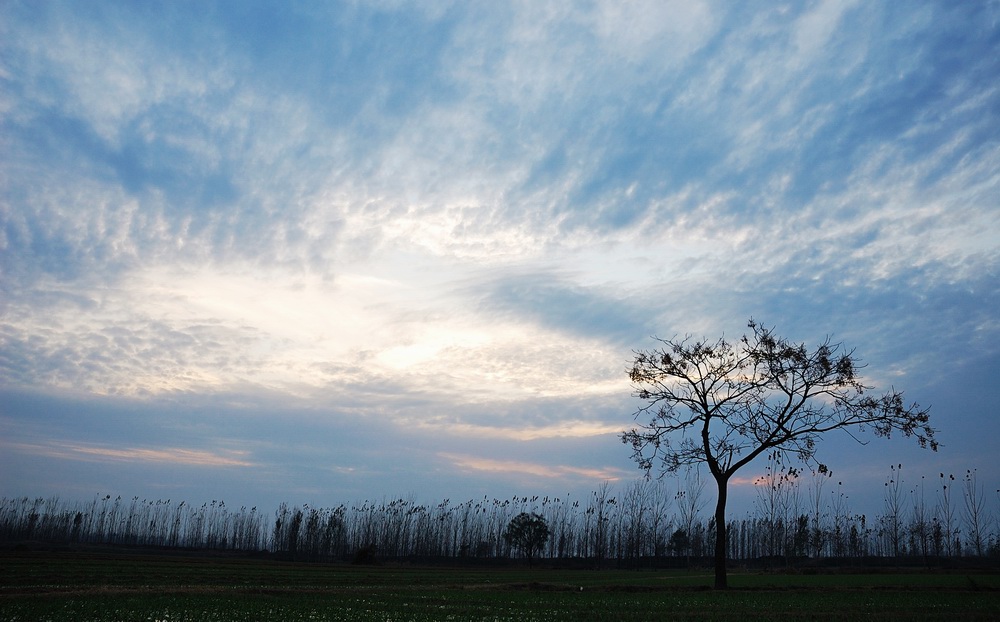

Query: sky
(2, 1), (998, 519)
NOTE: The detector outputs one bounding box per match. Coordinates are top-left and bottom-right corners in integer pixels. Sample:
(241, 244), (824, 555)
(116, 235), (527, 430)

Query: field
(2, 551), (999, 621)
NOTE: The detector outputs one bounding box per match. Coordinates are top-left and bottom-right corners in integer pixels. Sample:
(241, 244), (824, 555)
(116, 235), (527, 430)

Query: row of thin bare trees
(0, 496), (265, 552)
(2, 465), (996, 563)
(737, 460), (998, 561)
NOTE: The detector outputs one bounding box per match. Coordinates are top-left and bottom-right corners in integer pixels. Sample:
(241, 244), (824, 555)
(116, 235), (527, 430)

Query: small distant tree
(668, 528), (689, 557)
(623, 319), (935, 589)
(503, 512), (550, 566)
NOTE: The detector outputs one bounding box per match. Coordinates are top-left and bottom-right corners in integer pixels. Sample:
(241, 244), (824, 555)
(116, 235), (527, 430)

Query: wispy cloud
(440, 452), (626, 482)
(4, 441), (255, 468)
(424, 420), (623, 442)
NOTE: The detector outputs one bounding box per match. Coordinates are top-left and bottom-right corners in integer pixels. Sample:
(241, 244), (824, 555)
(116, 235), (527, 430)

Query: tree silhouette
(622, 319), (935, 589)
(503, 512), (550, 566)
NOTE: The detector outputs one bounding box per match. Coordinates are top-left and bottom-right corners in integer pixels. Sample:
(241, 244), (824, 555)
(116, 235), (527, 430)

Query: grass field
(2, 551), (998, 621)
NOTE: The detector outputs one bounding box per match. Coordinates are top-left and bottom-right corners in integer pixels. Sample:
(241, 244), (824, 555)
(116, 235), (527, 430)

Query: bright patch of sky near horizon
(1, 1), (998, 516)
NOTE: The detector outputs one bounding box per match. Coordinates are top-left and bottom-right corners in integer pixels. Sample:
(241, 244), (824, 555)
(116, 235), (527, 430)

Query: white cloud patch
(591, 0), (717, 65)
(1, 263), (630, 407)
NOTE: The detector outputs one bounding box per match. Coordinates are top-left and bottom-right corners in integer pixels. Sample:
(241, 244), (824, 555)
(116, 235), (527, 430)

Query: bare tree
(829, 480), (850, 557)
(808, 466), (831, 558)
(753, 452), (796, 559)
(673, 468), (706, 564)
(622, 480), (651, 561)
(881, 464), (906, 557)
(910, 476), (930, 559)
(623, 319), (935, 589)
(647, 480), (673, 557)
(937, 473), (959, 557)
(588, 482), (614, 567)
(963, 469), (989, 556)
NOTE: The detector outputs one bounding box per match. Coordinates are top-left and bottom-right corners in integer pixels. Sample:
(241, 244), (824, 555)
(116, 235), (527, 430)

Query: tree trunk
(713, 475), (729, 589)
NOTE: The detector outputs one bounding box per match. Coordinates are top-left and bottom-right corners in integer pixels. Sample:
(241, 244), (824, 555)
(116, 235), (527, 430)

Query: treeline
(2, 465), (997, 564)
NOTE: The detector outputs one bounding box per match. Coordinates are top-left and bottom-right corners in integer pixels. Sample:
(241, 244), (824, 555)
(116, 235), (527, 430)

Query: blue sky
(2, 1), (998, 517)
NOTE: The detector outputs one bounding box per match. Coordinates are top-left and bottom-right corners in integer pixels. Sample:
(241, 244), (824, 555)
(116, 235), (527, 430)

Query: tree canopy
(503, 512), (550, 566)
(622, 319), (935, 588)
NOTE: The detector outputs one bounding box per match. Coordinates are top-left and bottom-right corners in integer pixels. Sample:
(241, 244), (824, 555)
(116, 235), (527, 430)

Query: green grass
(2, 551), (999, 621)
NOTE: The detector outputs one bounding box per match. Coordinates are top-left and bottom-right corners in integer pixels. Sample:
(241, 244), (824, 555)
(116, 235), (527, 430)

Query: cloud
(423, 420), (623, 442)
(591, 0), (717, 64)
(4, 440), (255, 468)
(471, 271), (653, 342)
(440, 452), (626, 482)
(1, 259), (638, 407)
(1, 1), (997, 510)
